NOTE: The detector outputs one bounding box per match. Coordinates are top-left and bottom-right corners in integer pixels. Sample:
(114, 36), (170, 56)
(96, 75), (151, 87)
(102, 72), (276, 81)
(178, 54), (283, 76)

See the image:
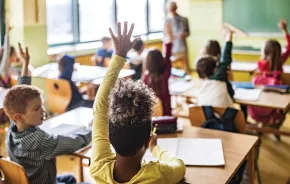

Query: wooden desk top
(73, 117), (258, 184)
(32, 63), (135, 85)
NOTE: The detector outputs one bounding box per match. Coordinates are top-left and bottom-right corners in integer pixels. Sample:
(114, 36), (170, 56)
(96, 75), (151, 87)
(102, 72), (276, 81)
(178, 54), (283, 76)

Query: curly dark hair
(196, 55), (218, 79)
(109, 79), (156, 156)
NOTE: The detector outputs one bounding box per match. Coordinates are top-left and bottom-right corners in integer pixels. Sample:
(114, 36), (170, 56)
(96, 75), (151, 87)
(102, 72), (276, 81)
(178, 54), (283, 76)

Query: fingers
(109, 28), (116, 42)
(18, 42), (24, 55)
(26, 47), (30, 58)
(118, 22), (122, 39)
(127, 23), (135, 38)
(122, 21), (128, 36)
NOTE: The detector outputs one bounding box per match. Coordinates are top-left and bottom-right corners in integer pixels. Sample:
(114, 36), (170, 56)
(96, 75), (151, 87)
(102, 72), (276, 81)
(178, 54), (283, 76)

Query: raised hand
(223, 27), (233, 42)
(149, 134), (158, 153)
(278, 19), (288, 34)
(18, 43), (30, 76)
(109, 22), (139, 58)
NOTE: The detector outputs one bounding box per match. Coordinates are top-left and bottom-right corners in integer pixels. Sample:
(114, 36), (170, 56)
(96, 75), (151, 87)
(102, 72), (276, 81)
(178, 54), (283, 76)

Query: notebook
(145, 138), (225, 166)
(234, 88), (262, 101)
(45, 124), (87, 136)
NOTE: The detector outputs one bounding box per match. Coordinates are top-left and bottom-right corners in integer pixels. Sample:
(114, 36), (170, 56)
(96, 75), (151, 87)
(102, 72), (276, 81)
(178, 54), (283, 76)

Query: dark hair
(109, 79), (156, 156)
(262, 40), (282, 71)
(133, 40), (144, 52)
(57, 56), (66, 74)
(196, 55), (217, 78)
(9, 46), (15, 57)
(145, 49), (166, 94)
(204, 40), (221, 60)
(101, 37), (111, 43)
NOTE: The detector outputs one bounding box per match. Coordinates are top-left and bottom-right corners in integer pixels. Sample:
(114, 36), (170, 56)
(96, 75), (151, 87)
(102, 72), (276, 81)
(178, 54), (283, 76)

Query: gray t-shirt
(166, 14), (190, 54)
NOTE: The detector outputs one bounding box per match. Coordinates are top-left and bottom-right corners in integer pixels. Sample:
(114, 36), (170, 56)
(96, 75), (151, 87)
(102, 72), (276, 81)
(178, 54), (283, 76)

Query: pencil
(152, 125), (157, 135)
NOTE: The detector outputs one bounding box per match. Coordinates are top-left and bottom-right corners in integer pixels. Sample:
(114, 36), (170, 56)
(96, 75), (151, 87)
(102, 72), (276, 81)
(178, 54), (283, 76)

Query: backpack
(201, 106), (246, 184)
(202, 106), (238, 133)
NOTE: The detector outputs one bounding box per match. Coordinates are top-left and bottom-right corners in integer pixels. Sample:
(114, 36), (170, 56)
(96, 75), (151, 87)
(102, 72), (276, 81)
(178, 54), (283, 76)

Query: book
(263, 84), (290, 94)
(145, 138), (225, 166)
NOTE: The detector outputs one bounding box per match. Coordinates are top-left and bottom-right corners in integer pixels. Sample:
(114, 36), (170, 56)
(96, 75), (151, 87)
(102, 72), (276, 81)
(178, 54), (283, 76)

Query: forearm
(91, 55), (126, 162)
(0, 35), (10, 77)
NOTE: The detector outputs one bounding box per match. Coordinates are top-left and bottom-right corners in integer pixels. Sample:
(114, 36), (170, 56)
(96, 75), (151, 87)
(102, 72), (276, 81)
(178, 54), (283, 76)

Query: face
(169, 3), (177, 13)
(17, 97), (46, 127)
(10, 50), (19, 63)
(103, 40), (113, 50)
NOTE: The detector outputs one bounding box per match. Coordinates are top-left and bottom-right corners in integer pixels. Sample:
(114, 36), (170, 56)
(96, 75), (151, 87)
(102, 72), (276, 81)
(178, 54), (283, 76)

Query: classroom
(0, 0), (290, 184)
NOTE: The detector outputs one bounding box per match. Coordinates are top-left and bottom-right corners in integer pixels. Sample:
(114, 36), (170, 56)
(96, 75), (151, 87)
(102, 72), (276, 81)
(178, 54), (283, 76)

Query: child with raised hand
(89, 22), (185, 184)
(142, 22), (173, 116)
(196, 28), (235, 108)
(3, 43), (92, 184)
(249, 19), (290, 127)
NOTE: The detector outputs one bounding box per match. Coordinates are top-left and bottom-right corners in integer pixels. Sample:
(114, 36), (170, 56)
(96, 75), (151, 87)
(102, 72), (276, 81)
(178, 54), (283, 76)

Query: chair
(188, 105), (246, 133)
(45, 78), (72, 114)
(75, 54), (94, 66)
(281, 73), (290, 85)
(154, 98), (163, 117)
(0, 157), (29, 184)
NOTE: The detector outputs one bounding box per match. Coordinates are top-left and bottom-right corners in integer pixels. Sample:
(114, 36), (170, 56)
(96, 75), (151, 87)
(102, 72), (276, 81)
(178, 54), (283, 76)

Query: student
(91, 37), (113, 67)
(248, 19), (290, 126)
(142, 25), (173, 116)
(127, 39), (146, 80)
(201, 37), (234, 98)
(3, 43), (92, 184)
(57, 54), (84, 110)
(89, 22), (185, 184)
(196, 28), (234, 108)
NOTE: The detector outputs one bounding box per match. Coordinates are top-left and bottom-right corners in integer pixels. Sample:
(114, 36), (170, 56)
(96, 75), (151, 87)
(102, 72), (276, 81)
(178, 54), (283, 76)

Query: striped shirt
(5, 76), (92, 184)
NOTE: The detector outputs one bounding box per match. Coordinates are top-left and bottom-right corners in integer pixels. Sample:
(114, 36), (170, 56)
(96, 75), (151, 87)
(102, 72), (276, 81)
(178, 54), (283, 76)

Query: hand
(179, 32), (188, 39)
(109, 22), (139, 58)
(18, 43), (30, 66)
(278, 19), (288, 32)
(18, 43), (30, 77)
(6, 25), (13, 33)
(149, 134), (158, 153)
(223, 27), (233, 42)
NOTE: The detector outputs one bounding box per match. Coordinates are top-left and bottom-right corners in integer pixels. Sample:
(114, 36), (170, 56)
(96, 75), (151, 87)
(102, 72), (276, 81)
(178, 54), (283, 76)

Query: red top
(143, 43), (172, 116)
(257, 33), (290, 72)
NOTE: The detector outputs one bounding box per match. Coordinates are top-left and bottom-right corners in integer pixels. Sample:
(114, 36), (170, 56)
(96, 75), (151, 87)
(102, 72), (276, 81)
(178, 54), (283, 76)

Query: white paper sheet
(234, 88), (262, 101)
(44, 124), (86, 136)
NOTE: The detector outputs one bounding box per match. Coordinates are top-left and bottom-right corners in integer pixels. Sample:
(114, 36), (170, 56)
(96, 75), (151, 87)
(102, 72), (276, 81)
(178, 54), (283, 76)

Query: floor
(1, 116), (290, 184)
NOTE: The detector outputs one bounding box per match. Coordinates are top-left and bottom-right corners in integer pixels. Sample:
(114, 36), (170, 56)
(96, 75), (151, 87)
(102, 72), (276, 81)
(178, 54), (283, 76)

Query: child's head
(109, 79), (156, 156)
(57, 55), (74, 74)
(133, 39), (144, 53)
(261, 39), (282, 71)
(196, 55), (218, 79)
(203, 40), (221, 60)
(3, 85), (45, 127)
(101, 37), (113, 50)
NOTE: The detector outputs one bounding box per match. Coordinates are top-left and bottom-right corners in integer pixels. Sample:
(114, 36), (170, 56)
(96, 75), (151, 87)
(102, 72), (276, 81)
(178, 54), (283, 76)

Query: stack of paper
(234, 88), (262, 101)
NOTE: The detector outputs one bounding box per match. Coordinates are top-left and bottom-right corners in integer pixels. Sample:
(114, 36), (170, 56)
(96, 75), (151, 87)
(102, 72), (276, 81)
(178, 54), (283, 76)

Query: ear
(145, 135), (152, 148)
(13, 113), (24, 123)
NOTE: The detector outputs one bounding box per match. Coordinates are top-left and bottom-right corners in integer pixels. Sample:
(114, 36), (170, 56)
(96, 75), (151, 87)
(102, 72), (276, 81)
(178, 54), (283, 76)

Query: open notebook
(44, 124), (87, 136)
(234, 88), (262, 101)
(144, 138), (225, 166)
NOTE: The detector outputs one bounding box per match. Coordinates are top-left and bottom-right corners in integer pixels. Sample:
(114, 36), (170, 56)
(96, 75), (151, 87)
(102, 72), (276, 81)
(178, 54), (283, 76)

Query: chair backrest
(281, 73), (290, 85)
(154, 98), (163, 117)
(45, 78), (72, 114)
(75, 54), (94, 66)
(0, 157), (29, 184)
(188, 105), (246, 133)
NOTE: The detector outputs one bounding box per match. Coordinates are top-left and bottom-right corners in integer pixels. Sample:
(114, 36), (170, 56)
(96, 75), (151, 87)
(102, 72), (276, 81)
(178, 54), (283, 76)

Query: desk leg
(79, 157), (84, 182)
(248, 147), (255, 184)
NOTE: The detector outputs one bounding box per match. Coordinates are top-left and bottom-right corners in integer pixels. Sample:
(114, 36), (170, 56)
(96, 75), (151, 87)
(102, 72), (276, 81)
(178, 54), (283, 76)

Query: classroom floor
(1, 117), (290, 184)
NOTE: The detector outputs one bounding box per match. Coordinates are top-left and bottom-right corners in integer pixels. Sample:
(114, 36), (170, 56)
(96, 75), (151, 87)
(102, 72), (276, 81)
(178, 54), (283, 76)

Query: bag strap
(221, 108), (238, 131)
(202, 106), (215, 120)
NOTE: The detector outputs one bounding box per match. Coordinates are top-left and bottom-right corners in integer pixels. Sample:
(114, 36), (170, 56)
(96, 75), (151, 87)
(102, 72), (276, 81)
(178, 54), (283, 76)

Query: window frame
(48, 0), (167, 47)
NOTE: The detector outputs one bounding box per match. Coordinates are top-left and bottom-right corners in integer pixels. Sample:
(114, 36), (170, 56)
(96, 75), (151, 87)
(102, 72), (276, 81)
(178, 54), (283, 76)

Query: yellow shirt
(89, 55), (186, 184)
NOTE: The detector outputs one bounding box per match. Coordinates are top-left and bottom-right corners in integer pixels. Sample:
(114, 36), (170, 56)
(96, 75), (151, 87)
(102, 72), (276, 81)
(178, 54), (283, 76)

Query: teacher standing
(166, 2), (190, 72)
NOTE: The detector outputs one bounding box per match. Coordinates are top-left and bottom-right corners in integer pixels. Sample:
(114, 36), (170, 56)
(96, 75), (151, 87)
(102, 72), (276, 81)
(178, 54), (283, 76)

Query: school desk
(32, 63), (135, 85)
(42, 107), (258, 183)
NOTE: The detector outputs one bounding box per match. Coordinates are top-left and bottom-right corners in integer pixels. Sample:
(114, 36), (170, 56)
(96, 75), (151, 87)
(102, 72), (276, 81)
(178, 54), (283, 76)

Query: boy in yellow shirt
(89, 22), (186, 184)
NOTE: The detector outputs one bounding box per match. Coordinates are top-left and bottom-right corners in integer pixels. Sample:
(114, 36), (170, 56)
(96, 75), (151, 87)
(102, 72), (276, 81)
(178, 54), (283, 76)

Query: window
(46, 0), (74, 45)
(79, 0), (114, 42)
(46, 0), (166, 46)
